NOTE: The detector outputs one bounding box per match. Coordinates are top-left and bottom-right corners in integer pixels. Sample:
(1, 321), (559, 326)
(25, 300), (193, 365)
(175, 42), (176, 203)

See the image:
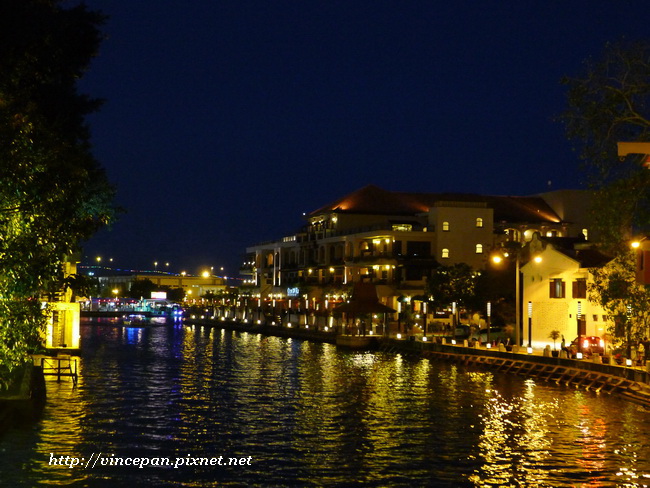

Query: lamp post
(422, 301), (427, 340)
(524, 302), (528, 346)
(516, 253), (521, 347)
(577, 300), (583, 354)
(492, 252), (522, 346)
(486, 301), (491, 345)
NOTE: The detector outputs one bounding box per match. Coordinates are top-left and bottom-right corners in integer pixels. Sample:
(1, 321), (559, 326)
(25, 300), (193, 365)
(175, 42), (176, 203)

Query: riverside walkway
(184, 316), (650, 407)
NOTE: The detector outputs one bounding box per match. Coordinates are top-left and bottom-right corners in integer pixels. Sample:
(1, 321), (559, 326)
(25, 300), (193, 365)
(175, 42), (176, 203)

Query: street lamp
(492, 251), (522, 346)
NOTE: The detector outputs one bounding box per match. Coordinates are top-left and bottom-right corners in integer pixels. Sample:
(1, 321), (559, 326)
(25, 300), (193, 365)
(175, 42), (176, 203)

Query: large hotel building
(243, 184), (594, 313)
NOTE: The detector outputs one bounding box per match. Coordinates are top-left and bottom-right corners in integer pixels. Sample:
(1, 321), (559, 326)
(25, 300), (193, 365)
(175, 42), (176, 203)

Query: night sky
(78, 1), (649, 278)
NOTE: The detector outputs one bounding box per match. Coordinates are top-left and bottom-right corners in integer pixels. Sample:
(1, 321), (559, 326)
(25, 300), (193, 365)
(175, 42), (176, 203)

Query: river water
(1, 318), (650, 487)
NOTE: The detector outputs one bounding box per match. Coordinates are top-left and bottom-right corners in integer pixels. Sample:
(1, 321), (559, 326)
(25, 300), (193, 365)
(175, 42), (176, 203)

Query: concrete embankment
(184, 317), (650, 407)
(0, 362), (46, 435)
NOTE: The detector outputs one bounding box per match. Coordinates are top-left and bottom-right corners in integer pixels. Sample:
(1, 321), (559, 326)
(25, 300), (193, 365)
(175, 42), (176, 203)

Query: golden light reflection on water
(31, 369), (91, 485)
(6, 323), (650, 487)
(468, 380), (559, 487)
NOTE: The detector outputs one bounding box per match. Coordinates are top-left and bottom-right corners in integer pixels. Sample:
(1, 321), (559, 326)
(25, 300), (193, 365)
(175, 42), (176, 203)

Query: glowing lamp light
(422, 336), (427, 342)
(451, 339), (457, 345)
(626, 358), (633, 367)
(397, 333), (402, 339)
(534, 256), (542, 263)
(632, 241), (641, 249)
(576, 352), (583, 360)
(486, 343), (491, 349)
(527, 347), (533, 354)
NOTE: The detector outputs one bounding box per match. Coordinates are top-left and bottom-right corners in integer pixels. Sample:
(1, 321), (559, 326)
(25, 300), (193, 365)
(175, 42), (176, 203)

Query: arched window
(442, 221), (450, 232)
(442, 248), (449, 258)
(476, 244), (483, 254)
(476, 217), (483, 228)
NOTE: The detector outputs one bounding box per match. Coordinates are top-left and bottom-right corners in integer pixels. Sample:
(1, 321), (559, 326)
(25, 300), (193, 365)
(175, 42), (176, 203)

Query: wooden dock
(33, 355), (79, 386)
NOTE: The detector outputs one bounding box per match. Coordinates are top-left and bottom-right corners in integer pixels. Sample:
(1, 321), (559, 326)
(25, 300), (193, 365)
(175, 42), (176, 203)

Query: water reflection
(1, 321), (650, 487)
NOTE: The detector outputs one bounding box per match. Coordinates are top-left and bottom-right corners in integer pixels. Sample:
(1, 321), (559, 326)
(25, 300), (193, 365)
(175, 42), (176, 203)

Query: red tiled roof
(309, 184), (562, 224)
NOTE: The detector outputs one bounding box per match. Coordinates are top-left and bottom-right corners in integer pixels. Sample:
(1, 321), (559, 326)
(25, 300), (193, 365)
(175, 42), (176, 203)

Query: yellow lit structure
(521, 240), (611, 350)
(44, 259), (81, 351)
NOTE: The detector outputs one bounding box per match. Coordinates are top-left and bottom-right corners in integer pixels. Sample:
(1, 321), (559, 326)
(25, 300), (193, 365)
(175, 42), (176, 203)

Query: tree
(426, 263), (480, 311)
(588, 252), (650, 356)
(0, 0), (115, 382)
(128, 279), (158, 300)
(560, 39), (650, 253)
(561, 40), (650, 355)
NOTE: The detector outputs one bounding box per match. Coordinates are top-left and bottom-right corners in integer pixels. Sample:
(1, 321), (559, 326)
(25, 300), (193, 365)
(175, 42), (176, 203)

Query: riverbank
(184, 316), (650, 407)
(0, 362), (46, 435)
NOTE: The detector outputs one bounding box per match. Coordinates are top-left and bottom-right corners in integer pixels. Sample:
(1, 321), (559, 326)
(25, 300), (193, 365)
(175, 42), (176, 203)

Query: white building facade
(521, 242), (612, 350)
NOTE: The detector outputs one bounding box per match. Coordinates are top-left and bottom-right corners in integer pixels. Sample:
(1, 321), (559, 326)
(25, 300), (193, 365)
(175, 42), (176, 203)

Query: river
(1, 318), (650, 487)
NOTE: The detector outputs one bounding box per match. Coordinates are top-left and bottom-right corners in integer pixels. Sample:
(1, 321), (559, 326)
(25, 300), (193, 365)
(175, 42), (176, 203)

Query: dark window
(405, 267), (424, 280)
(572, 279), (587, 299)
(406, 241), (430, 257)
(549, 279), (565, 298)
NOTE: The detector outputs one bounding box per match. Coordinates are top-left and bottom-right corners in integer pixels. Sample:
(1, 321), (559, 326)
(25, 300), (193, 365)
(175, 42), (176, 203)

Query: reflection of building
(45, 260), (81, 351)
(521, 237), (612, 349)
(244, 184), (595, 310)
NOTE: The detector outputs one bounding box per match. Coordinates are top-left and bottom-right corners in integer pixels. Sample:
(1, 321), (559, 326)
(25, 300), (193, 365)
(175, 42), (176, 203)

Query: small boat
(122, 313), (148, 325)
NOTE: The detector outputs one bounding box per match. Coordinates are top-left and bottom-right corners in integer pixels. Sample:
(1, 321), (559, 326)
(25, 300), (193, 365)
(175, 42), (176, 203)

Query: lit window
(442, 248), (449, 258)
(442, 221), (450, 232)
(475, 244), (483, 254)
(582, 228), (589, 240)
(392, 224), (412, 232)
(476, 218), (483, 228)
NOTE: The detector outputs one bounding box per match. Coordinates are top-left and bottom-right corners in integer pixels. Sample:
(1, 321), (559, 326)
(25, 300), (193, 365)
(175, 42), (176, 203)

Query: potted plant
(549, 330), (560, 357)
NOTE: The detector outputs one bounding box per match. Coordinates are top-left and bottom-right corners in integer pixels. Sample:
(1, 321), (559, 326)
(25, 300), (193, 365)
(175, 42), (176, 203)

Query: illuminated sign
(287, 287), (300, 297)
(151, 291), (167, 300)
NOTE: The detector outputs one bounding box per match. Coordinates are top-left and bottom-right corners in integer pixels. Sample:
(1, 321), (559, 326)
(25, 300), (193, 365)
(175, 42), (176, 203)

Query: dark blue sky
(78, 0), (649, 277)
